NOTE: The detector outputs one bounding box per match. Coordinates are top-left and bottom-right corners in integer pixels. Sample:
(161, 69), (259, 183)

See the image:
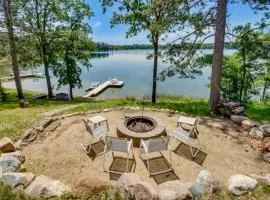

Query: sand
(22, 110), (270, 190)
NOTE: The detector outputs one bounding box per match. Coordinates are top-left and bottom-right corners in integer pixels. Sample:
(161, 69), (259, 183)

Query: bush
(0, 86), (7, 102)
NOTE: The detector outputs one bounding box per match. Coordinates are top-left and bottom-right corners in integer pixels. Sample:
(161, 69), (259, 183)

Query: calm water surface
(0, 49), (235, 99)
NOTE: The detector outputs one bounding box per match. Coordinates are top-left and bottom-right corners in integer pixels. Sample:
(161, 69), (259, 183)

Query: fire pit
(117, 115), (166, 147)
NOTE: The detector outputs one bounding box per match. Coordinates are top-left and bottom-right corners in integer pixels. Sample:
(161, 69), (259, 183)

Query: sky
(86, 1), (267, 45)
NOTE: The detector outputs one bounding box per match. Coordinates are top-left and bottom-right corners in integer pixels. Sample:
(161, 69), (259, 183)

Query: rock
(157, 180), (192, 200)
(46, 120), (61, 132)
(103, 109), (112, 112)
(195, 170), (221, 194)
(189, 183), (204, 197)
(115, 173), (141, 197)
(0, 172), (35, 188)
(158, 189), (178, 200)
(230, 115), (248, 125)
(241, 120), (256, 131)
(1, 151), (25, 163)
(25, 175), (70, 198)
(228, 174), (258, 195)
(36, 118), (54, 131)
(248, 128), (264, 140)
(133, 181), (158, 200)
(73, 176), (110, 196)
(263, 152), (270, 163)
(0, 156), (21, 173)
(0, 137), (16, 153)
(260, 124), (270, 137)
(224, 101), (241, 109)
(262, 137), (270, 155)
(14, 140), (24, 150)
(22, 129), (37, 143)
(250, 174), (270, 185)
(231, 107), (244, 115)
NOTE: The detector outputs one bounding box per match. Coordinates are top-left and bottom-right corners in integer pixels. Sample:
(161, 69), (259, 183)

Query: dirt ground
(22, 110), (270, 190)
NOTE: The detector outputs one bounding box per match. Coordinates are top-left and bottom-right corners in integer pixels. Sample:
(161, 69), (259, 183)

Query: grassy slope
(1, 89), (270, 140)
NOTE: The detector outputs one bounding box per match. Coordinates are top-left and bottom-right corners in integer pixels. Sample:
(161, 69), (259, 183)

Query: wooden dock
(0, 73), (43, 82)
(84, 80), (124, 97)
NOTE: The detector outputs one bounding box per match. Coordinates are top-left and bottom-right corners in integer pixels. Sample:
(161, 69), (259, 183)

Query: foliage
(198, 25), (270, 105)
(101, 0), (215, 103)
(0, 85), (7, 102)
(18, 0), (67, 98)
(159, 1), (216, 80)
(255, 33), (270, 101)
(51, 0), (95, 100)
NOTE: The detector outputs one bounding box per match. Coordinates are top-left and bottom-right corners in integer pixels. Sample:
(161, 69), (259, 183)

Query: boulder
(248, 128), (264, 140)
(36, 118), (54, 131)
(263, 152), (270, 163)
(230, 115), (248, 125)
(115, 173), (141, 194)
(263, 137), (270, 152)
(22, 129), (37, 143)
(0, 137), (16, 153)
(73, 176), (110, 195)
(25, 175), (70, 198)
(133, 181), (158, 200)
(1, 151), (25, 163)
(224, 102), (241, 109)
(228, 174), (257, 195)
(46, 120), (61, 132)
(241, 120), (256, 131)
(158, 189), (178, 200)
(0, 172), (35, 188)
(0, 156), (21, 173)
(231, 107), (244, 115)
(14, 140), (24, 150)
(250, 174), (270, 185)
(189, 183), (204, 197)
(260, 124), (270, 137)
(195, 170), (221, 195)
(157, 180), (192, 200)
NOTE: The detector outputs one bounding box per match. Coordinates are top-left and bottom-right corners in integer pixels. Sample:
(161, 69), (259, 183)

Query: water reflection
(1, 49), (236, 99)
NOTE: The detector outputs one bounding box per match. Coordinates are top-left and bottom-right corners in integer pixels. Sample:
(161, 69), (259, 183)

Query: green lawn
(0, 89), (269, 140)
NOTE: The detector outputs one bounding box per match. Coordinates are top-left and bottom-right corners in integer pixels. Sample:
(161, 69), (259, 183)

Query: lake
(0, 49), (235, 99)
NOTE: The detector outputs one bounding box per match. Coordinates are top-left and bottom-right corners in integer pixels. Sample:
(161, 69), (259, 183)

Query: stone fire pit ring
(117, 115), (166, 147)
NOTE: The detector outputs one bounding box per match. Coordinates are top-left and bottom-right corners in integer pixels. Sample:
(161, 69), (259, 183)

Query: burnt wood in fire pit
(117, 115), (166, 147)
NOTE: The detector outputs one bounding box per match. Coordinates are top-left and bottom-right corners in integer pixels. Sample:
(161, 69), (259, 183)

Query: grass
(1, 88), (270, 140)
(0, 182), (125, 200)
(246, 100), (270, 124)
(1, 181), (270, 200)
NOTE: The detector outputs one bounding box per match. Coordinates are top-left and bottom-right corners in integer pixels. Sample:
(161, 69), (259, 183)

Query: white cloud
(94, 21), (102, 27)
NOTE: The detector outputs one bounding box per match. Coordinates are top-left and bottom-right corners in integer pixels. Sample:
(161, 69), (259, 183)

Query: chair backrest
(82, 118), (93, 135)
(106, 137), (132, 153)
(147, 136), (170, 153)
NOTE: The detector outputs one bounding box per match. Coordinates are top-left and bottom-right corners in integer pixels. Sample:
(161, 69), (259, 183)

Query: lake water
(0, 49), (235, 99)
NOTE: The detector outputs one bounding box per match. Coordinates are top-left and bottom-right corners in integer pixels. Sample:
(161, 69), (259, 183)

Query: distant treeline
(96, 42), (239, 51)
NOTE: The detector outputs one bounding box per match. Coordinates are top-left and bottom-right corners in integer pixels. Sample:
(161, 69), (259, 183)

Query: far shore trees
(1, 0), (24, 100)
(101, 0), (209, 103)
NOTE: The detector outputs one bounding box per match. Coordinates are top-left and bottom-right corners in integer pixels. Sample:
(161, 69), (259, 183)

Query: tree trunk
(239, 45), (246, 103)
(262, 82), (267, 101)
(152, 35), (159, 103)
(41, 44), (53, 98)
(209, 0), (227, 113)
(69, 83), (73, 100)
(3, 0), (24, 100)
